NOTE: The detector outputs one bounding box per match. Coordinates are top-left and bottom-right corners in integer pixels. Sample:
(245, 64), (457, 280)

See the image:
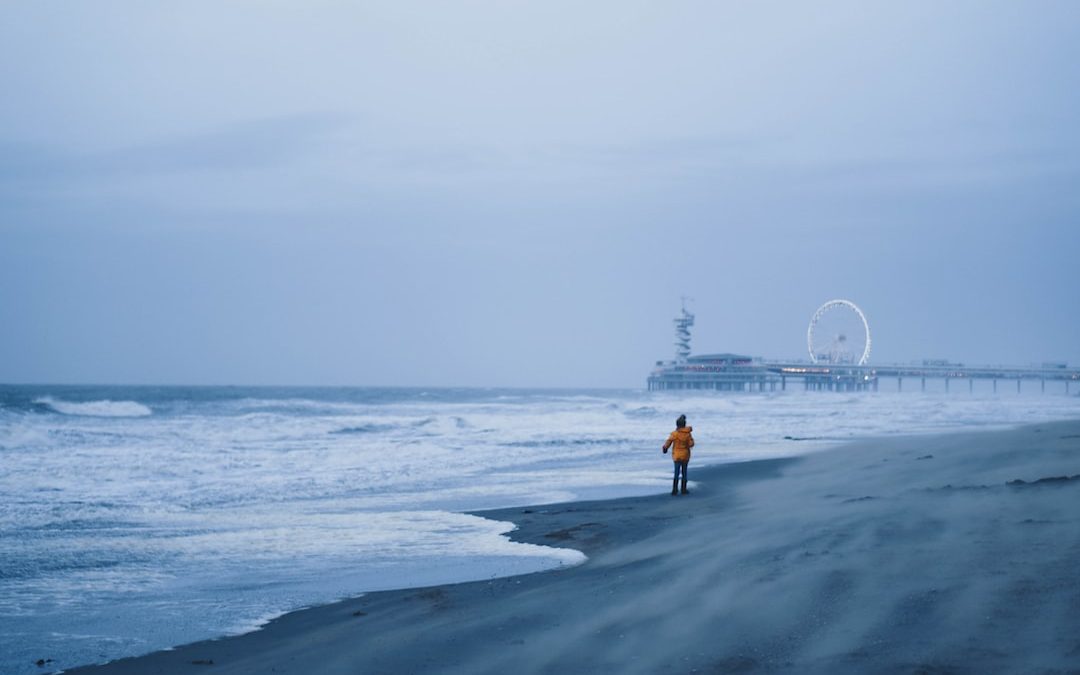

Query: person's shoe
(672, 479), (679, 496)
(681, 479), (689, 495)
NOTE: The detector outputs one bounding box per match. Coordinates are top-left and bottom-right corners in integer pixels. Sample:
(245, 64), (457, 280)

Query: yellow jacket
(663, 426), (694, 462)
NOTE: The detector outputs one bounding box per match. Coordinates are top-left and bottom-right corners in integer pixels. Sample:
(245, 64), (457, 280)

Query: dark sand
(68, 421), (1080, 674)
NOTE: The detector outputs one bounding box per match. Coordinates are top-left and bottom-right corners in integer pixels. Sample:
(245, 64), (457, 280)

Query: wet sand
(68, 421), (1080, 674)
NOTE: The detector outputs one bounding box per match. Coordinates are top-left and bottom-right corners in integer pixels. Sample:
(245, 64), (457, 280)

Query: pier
(648, 357), (1080, 394)
(647, 302), (1079, 394)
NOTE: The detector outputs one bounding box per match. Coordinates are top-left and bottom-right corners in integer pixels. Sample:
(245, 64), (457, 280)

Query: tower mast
(674, 297), (694, 362)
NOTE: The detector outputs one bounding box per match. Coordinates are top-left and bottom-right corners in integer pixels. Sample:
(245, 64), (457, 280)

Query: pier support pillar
(945, 378), (949, 393)
(1068, 381), (1071, 395)
(1042, 379), (1045, 394)
(782, 376), (786, 391)
(897, 377), (902, 392)
(1017, 379), (1021, 394)
(921, 377), (926, 392)
(993, 379), (997, 393)
(969, 378), (974, 394)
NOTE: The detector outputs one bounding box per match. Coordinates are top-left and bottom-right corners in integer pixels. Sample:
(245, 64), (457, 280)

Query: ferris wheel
(807, 299), (872, 366)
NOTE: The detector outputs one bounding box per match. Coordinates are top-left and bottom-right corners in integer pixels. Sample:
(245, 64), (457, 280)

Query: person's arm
(688, 434), (695, 449)
(662, 432), (673, 453)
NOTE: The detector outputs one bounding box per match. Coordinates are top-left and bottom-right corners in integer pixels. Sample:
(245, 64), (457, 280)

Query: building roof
(688, 353), (753, 362)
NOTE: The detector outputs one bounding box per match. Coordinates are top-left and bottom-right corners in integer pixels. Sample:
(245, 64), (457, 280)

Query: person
(662, 414), (694, 495)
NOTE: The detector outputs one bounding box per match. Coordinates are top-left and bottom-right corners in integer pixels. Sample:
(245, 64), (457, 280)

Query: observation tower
(673, 298), (694, 362)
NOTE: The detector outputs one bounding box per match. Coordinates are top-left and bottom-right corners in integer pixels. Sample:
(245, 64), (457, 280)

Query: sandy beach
(67, 420), (1080, 674)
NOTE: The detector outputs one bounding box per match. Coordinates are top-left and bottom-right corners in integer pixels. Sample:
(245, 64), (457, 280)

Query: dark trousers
(673, 461), (688, 481)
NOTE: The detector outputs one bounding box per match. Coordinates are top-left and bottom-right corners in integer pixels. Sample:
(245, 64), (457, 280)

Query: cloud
(0, 113), (346, 184)
(0, 113), (357, 222)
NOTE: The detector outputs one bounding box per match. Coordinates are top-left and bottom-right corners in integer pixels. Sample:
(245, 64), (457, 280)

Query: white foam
(0, 424), (49, 450)
(35, 397), (153, 417)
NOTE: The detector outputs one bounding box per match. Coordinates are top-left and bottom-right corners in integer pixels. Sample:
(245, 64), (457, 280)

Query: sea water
(1, 385), (1078, 673)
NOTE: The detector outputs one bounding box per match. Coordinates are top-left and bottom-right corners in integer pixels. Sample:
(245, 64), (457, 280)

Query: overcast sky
(2, 1), (1078, 387)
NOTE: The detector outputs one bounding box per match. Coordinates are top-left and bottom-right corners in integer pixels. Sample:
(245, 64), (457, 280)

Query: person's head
(676, 414), (687, 429)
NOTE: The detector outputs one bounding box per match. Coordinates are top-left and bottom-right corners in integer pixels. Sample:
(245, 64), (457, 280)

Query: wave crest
(331, 423), (397, 435)
(35, 397), (152, 418)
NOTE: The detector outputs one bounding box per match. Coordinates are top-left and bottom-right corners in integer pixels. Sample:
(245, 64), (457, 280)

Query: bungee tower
(673, 297), (694, 362)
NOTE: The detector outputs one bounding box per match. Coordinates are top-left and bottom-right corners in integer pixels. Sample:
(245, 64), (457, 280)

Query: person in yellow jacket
(662, 414), (694, 495)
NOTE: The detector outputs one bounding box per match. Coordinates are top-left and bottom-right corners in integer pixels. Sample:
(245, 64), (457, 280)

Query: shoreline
(67, 420), (1080, 673)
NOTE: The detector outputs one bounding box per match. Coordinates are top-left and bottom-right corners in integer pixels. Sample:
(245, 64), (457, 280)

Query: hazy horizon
(3, 2), (1079, 388)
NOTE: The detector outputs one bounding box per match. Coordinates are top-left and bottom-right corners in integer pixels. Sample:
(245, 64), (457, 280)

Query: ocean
(2, 384), (1078, 673)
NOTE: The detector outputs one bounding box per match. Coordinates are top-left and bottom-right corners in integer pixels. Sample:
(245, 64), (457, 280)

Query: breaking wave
(331, 423), (397, 435)
(623, 406), (660, 418)
(34, 397), (152, 418)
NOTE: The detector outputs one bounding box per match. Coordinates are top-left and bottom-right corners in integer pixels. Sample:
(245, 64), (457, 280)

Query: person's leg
(672, 462), (680, 495)
(680, 462), (689, 494)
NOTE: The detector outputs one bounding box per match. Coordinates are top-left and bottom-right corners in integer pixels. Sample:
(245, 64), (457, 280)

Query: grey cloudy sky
(2, 1), (1078, 387)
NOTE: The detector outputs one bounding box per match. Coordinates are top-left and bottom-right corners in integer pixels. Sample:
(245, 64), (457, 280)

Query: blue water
(2, 384), (1078, 674)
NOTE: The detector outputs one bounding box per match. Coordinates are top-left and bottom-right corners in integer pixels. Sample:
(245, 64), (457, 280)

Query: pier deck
(648, 358), (1080, 393)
